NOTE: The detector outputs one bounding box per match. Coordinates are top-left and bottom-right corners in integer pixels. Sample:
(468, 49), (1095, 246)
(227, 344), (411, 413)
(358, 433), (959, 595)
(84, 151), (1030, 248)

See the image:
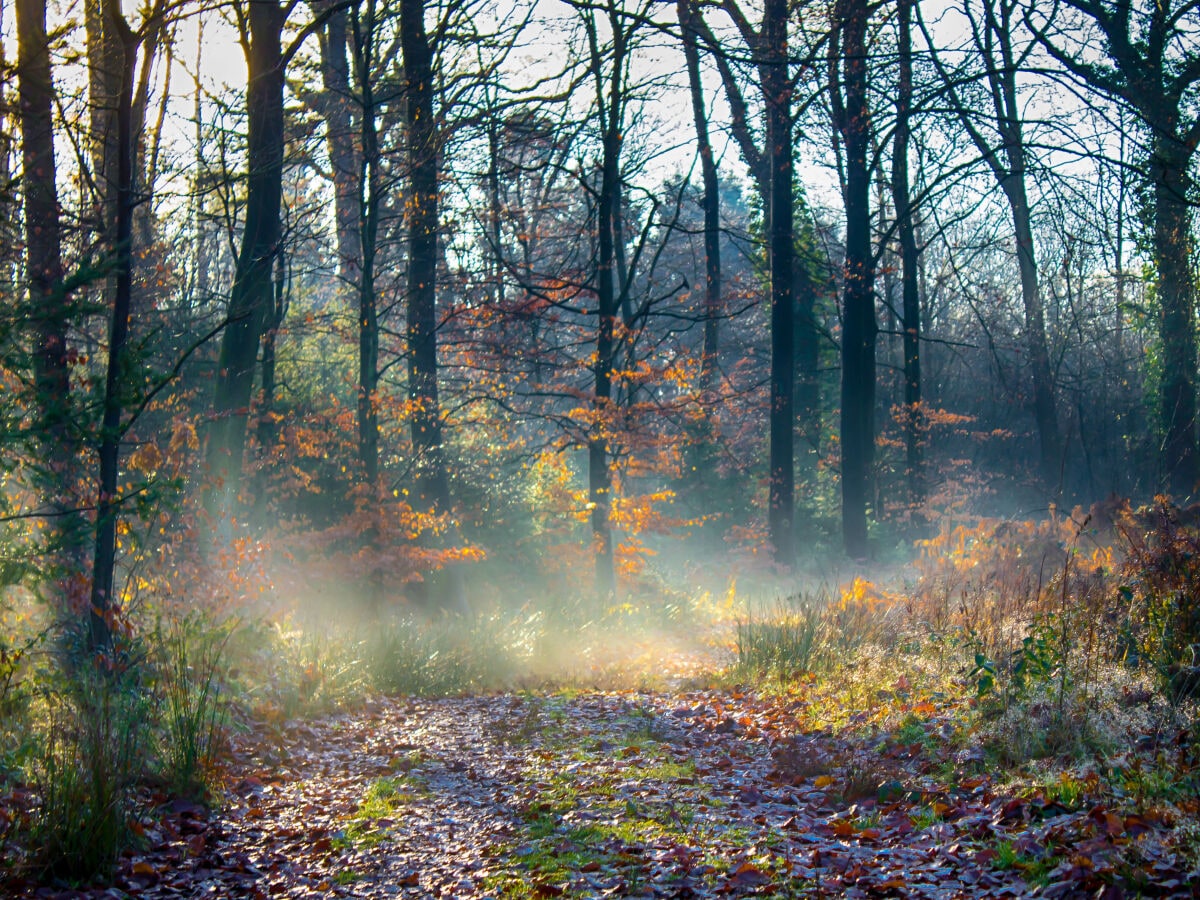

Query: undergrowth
(6, 500), (1200, 888)
(732, 502), (1200, 832)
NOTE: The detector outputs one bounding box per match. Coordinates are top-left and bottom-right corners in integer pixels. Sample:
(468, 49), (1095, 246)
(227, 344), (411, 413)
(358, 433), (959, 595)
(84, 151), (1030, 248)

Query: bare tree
(1032, 0), (1200, 497)
(206, 1), (290, 516)
(920, 0), (1062, 491)
(829, 0), (875, 559)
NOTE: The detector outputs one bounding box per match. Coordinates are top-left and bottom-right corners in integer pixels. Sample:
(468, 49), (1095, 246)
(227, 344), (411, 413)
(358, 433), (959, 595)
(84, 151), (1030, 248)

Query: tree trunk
(401, 0), (468, 611)
(85, 0), (121, 241)
(256, 250), (288, 460)
(890, 0), (924, 522)
(834, 0), (875, 560)
(764, 0), (794, 566)
(130, 16), (165, 253)
(317, 1), (363, 290)
(89, 2), (137, 653)
(591, 137), (619, 600)
(678, 0), (721, 396)
(1153, 137), (1198, 495)
(353, 4), (381, 486)
(206, 2), (286, 514)
(586, 4), (625, 599)
(17, 0), (76, 560)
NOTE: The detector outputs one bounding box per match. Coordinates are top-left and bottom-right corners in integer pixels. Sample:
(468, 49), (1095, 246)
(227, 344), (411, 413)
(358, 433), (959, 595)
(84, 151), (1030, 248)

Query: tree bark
(763, 0), (794, 566)
(832, 0), (875, 560)
(206, 2), (287, 514)
(353, 3), (381, 486)
(316, 0), (363, 290)
(17, 0), (76, 558)
(400, 0), (469, 612)
(402, 0), (444, 508)
(89, 1), (137, 653)
(130, 15), (165, 253)
(1153, 138), (1198, 495)
(85, 0), (121, 241)
(890, 0), (924, 521)
(256, 250), (288, 459)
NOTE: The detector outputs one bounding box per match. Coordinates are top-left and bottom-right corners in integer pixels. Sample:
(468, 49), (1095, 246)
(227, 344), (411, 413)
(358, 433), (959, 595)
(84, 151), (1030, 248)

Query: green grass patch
(991, 839), (1057, 887)
(335, 775), (428, 849)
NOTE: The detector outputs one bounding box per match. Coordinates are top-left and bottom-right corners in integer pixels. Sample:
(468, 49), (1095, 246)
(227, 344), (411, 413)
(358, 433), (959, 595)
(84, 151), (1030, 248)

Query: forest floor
(10, 680), (1198, 899)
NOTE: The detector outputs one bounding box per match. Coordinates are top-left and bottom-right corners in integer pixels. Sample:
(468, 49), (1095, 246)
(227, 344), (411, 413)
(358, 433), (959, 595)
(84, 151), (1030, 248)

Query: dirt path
(24, 691), (1196, 898)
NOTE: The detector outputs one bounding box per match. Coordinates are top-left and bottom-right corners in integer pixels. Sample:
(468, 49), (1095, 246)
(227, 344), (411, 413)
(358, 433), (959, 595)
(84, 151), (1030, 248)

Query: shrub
(1115, 501), (1200, 701)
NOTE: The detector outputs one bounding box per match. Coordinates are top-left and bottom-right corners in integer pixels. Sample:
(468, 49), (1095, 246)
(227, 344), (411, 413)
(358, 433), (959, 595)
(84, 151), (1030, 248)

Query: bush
(1115, 501), (1200, 701)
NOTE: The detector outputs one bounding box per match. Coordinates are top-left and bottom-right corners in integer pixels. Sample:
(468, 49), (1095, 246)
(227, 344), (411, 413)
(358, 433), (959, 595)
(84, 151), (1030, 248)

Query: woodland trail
(43, 689), (1191, 900)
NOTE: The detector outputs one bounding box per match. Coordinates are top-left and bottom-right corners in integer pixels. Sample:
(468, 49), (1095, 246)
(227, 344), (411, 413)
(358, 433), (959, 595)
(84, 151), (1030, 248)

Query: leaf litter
(7, 681), (1198, 898)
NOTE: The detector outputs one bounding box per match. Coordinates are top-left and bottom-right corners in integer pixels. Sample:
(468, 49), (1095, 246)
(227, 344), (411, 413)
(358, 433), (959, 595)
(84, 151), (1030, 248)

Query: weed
(893, 713), (932, 747)
(840, 759), (890, 803)
(1113, 502), (1200, 701)
(910, 806), (942, 829)
(1040, 770), (1093, 809)
(991, 839), (1057, 885)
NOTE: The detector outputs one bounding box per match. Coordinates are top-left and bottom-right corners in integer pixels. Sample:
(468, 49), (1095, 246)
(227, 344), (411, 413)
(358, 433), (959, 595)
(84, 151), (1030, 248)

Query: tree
(206, 1), (289, 519)
(921, 0), (1061, 490)
(689, 0), (809, 565)
(311, 0), (362, 292)
(829, 0), (875, 559)
(762, 0), (795, 565)
(572, 0), (642, 597)
(400, 0), (472, 611)
(85, 0), (168, 310)
(890, 0), (925, 520)
(1033, 0), (1200, 497)
(89, 0), (167, 652)
(16, 0), (75, 561)
(677, 0), (722, 395)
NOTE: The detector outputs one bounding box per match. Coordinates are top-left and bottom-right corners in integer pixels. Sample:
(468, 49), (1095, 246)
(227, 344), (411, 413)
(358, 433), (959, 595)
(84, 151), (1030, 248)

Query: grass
(6, 503), (1200, 889)
(734, 594), (831, 680)
(154, 613), (233, 799)
(28, 666), (150, 881)
(335, 775), (429, 850)
(991, 839), (1058, 887)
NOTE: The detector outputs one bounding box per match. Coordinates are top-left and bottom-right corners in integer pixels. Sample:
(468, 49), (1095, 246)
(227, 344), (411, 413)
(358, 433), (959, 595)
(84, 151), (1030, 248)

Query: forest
(1, 0), (1199, 895)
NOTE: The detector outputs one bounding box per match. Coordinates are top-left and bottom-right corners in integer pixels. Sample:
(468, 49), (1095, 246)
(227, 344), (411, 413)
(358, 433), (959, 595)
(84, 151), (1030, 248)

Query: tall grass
(29, 667), (148, 881)
(735, 593), (831, 680)
(362, 615), (516, 696)
(155, 612), (233, 799)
